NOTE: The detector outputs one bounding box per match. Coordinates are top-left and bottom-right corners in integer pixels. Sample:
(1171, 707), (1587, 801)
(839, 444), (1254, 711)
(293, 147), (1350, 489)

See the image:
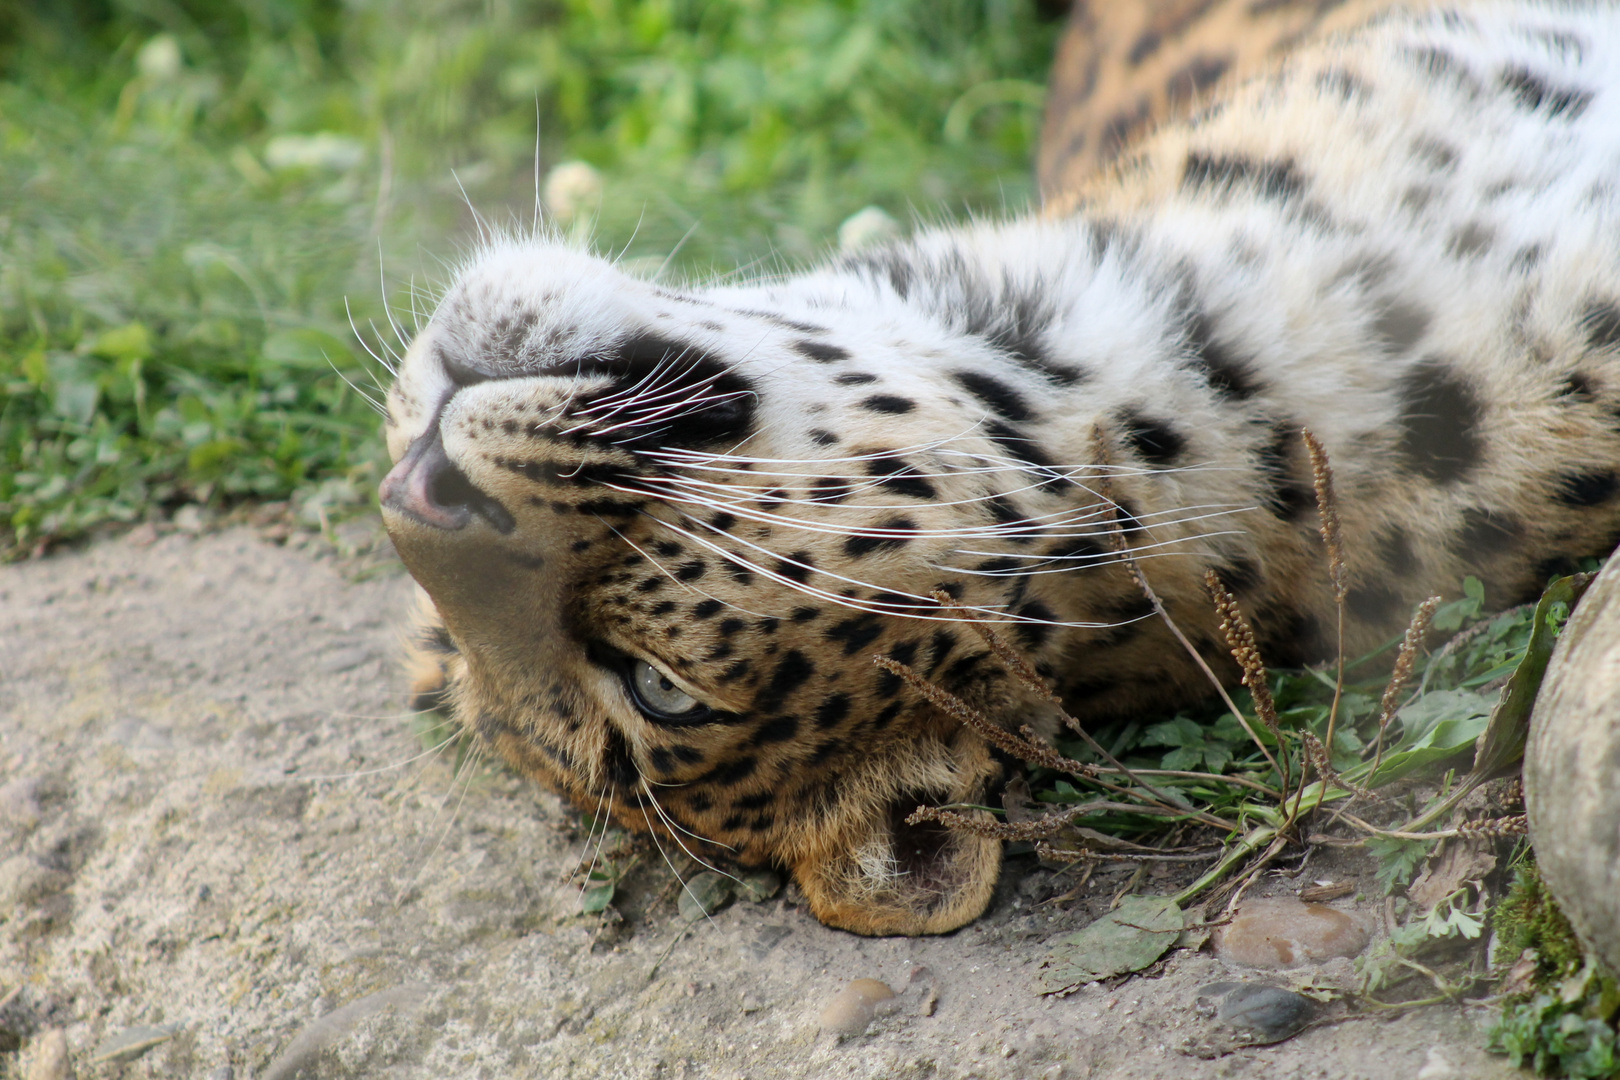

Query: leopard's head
(380, 234), (1127, 934)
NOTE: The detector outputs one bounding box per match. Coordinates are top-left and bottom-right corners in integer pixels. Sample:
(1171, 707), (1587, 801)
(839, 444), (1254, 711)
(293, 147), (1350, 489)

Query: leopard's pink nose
(380, 428), (477, 530)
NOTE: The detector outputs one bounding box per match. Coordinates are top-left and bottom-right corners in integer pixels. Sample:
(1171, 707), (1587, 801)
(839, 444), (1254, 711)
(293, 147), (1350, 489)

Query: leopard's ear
(787, 728), (1003, 936)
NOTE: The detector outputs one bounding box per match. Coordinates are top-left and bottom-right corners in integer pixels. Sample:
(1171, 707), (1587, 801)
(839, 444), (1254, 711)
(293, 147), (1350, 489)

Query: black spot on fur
(810, 476), (851, 504)
(1395, 358), (1486, 484)
(835, 372), (878, 385)
(872, 702), (904, 730)
(1559, 371), (1598, 403)
(1411, 137), (1458, 171)
(814, 693), (852, 729)
(699, 756), (758, 788)
(952, 371), (1035, 421)
(926, 629), (957, 676)
(577, 333), (757, 451)
(1253, 421), (1315, 519)
(692, 599), (724, 619)
(718, 659), (752, 684)
(809, 428), (840, 446)
(757, 651), (815, 711)
(1169, 54), (1232, 103)
(825, 614), (884, 656)
(1128, 28), (1161, 65)
(794, 340), (849, 362)
(576, 498), (643, 518)
(862, 394), (916, 415)
(865, 455), (937, 499)
(1455, 508), (1523, 556)
(1117, 408), (1186, 465)
(1014, 601), (1055, 648)
(1446, 222), (1495, 259)
(1346, 583), (1406, 626)
(1581, 299), (1620, 351)
(774, 551), (814, 584)
(1557, 470), (1620, 507)
(1183, 153), (1304, 201)
(844, 516), (917, 558)
(751, 715), (801, 746)
(1377, 527), (1419, 576)
(1498, 65), (1593, 119)
(1372, 300), (1431, 355)
(635, 576), (665, 593)
(674, 560), (707, 582)
(1213, 556), (1262, 593)
(1186, 314), (1260, 399)
(719, 618), (746, 637)
(791, 607), (820, 622)
(809, 739), (844, 765)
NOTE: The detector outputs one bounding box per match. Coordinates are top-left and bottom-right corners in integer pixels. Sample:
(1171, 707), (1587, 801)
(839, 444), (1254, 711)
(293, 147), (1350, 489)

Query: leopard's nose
(380, 427), (479, 530)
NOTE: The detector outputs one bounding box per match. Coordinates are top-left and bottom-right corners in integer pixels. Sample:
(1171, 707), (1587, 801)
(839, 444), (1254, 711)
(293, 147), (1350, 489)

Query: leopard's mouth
(380, 424), (515, 534)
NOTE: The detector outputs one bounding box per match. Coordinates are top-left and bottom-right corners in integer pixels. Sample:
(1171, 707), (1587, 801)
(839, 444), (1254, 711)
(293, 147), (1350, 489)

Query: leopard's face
(381, 240), (1097, 934)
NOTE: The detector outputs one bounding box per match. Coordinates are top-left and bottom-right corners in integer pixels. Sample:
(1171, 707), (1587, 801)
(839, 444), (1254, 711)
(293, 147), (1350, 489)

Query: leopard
(380, 0), (1620, 936)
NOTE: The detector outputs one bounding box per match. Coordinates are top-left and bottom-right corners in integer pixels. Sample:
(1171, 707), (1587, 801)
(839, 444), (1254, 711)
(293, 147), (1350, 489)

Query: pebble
(1193, 982), (1314, 1044)
(0, 855), (70, 910)
(677, 872), (734, 922)
(1213, 897), (1368, 968)
(23, 1027), (73, 1080)
(818, 978), (896, 1036)
(0, 777), (43, 830)
(89, 1024), (180, 1065)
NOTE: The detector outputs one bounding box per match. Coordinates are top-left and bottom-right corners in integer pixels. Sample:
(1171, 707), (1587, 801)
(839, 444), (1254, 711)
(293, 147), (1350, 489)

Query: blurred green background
(0, 0), (1063, 555)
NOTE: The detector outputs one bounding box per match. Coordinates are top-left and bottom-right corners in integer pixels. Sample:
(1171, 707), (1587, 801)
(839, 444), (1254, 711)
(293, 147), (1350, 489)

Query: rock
(22, 1027), (74, 1080)
(0, 855), (70, 909)
(1525, 559), (1620, 975)
(0, 777), (43, 830)
(1212, 897), (1367, 968)
(818, 978), (896, 1036)
(89, 1024), (179, 1065)
(1193, 982), (1314, 1043)
(736, 869), (781, 903)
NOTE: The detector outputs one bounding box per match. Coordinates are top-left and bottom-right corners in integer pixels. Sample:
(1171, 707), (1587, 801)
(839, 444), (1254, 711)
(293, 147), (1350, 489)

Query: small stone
(1213, 897), (1367, 968)
(736, 869), (781, 903)
(740, 993), (764, 1014)
(1193, 982), (1314, 1044)
(1415, 1046), (1460, 1079)
(0, 855), (70, 909)
(89, 1024), (179, 1065)
(317, 647), (374, 674)
(23, 1027), (74, 1080)
(0, 777), (43, 830)
(818, 978), (895, 1036)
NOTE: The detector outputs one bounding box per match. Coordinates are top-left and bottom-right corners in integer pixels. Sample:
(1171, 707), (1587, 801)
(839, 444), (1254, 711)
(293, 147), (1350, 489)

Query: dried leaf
(1040, 895), (1183, 995)
(1407, 838), (1497, 913)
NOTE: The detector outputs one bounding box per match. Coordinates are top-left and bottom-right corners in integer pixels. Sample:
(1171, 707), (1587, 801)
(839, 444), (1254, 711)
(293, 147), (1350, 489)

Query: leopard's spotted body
(382, 2), (1620, 935)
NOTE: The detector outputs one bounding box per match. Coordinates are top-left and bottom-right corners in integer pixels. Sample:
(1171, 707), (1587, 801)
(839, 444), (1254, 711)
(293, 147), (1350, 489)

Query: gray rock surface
(1, 526), (1527, 1079)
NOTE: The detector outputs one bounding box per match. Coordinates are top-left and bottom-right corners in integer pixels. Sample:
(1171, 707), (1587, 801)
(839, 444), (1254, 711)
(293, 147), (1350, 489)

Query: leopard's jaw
(384, 2), (1620, 935)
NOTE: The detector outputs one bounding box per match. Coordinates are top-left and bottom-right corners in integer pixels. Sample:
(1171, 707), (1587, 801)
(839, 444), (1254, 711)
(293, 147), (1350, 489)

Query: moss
(1496, 860), (1587, 984)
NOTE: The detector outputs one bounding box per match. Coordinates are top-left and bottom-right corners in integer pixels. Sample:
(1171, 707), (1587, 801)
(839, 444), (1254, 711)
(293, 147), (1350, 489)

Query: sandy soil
(0, 524), (1529, 1079)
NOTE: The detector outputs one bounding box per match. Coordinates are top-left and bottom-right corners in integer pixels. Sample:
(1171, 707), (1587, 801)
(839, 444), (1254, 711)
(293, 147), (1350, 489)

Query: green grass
(0, 0), (1061, 554)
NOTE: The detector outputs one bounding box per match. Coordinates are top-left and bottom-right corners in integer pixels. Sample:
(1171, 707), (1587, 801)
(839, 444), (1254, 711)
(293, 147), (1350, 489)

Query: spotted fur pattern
(383, 2), (1620, 935)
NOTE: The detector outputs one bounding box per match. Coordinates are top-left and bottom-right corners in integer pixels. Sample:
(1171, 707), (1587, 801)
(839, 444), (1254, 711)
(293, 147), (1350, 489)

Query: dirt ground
(0, 524), (1531, 1079)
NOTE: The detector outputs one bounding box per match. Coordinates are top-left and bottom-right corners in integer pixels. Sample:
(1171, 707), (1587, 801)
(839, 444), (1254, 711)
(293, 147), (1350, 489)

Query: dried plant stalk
(1302, 427), (1350, 768)
(905, 804), (1091, 841)
(1205, 569), (1289, 797)
(1369, 595), (1441, 779)
(1301, 429), (1347, 602)
(871, 655), (1089, 773)
(1300, 731), (1371, 799)
(1087, 424), (1289, 789)
(1455, 814), (1528, 838)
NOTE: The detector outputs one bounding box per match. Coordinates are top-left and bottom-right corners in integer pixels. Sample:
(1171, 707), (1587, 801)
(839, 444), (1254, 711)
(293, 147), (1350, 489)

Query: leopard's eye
(627, 660), (710, 723)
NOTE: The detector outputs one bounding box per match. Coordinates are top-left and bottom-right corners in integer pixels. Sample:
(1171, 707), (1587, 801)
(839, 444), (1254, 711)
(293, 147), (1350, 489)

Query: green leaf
(1471, 574), (1590, 778)
(580, 880), (615, 914)
(677, 871), (735, 922)
(1040, 895), (1183, 995)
